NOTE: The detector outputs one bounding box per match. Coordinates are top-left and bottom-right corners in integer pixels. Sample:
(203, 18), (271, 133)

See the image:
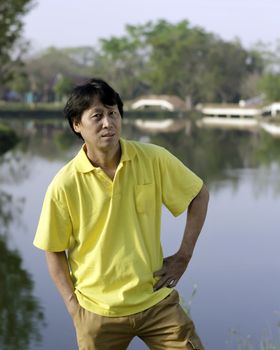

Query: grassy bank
(0, 123), (19, 155)
(0, 101), (63, 111)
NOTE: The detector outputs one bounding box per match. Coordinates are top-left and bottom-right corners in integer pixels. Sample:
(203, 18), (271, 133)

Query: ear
(73, 119), (81, 133)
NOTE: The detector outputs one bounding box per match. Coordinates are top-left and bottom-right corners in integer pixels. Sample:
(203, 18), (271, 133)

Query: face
(73, 98), (122, 154)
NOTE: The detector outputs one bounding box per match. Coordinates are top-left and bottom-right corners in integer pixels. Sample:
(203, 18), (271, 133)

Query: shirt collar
(74, 138), (136, 174)
(119, 138), (136, 162)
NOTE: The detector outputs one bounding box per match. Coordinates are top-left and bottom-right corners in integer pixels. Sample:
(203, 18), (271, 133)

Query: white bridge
(132, 99), (175, 111)
(131, 95), (186, 112)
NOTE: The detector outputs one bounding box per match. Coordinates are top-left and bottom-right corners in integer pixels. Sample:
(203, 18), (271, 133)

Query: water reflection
(0, 187), (26, 238)
(6, 120), (280, 188)
(0, 120), (280, 349)
(149, 127), (280, 192)
(0, 189), (45, 349)
(0, 236), (45, 349)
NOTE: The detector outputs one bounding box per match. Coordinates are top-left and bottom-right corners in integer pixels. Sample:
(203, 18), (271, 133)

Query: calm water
(0, 121), (280, 350)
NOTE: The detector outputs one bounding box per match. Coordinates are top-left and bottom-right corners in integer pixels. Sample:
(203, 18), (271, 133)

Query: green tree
(252, 40), (280, 73)
(142, 20), (213, 102)
(240, 73), (262, 100)
(96, 19), (263, 104)
(253, 40), (280, 101)
(96, 26), (149, 99)
(202, 40), (253, 102)
(53, 73), (73, 101)
(258, 73), (280, 101)
(24, 47), (93, 101)
(11, 19), (266, 103)
(143, 20), (262, 103)
(0, 0), (35, 86)
(6, 67), (30, 98)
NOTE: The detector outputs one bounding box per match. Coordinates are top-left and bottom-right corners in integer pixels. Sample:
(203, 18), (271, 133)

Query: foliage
(252, 40), (280, 74)
(53, 74), (73, 101)
(142, 20), (213, 101)
(251, 40), (280, 101)
(5, 18), (280, 104)
(0, 0), (35, 86)
(240, 73), (262, 100)
(258, 73), (280, 101)
(4, 46), (97, 101)
(97, 20), (264, 103)
(96, 26), (149, 99)
(24, 47), (93, 101)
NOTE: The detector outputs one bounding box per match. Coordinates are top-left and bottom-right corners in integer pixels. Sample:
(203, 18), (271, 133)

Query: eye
(109, 110), (118, 117)
(92, 113), (102, 119)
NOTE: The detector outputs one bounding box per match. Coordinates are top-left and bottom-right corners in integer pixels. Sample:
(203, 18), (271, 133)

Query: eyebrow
(104, 105), (118, 110)
(91, 108), (103, 113)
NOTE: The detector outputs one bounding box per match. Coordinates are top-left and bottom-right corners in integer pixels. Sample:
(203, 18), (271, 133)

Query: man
(34, 78), (209, 350)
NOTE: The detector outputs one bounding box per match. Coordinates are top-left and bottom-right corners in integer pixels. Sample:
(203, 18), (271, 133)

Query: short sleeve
(33, 186), (72, 252)
(159, 149), (203, 217)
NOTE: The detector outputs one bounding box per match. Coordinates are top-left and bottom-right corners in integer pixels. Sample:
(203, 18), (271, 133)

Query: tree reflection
(2, 119), (280, 193)
(0, 190), (45, 350)
(149, 126), (280, 190)
(254, 131), (280, 166)
(17, 120), (80, 160)
(0, 186), (26, 235)
(5, 120), (252, 186)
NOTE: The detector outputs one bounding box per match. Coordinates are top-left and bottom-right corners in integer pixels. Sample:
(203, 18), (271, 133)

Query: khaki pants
(73, 290), (204, 350)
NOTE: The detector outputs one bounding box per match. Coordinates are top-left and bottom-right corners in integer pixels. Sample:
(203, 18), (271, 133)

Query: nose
(102, 114), (111, 128)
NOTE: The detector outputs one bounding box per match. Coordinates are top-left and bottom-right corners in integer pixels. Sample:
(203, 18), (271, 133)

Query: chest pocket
(135, 184), (155, 214)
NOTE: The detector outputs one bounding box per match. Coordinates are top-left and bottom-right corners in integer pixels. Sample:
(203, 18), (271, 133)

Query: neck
(85, 142), (121, 175)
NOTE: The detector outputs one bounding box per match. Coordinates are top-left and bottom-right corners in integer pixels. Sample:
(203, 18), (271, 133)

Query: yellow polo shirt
(34, 138), (203, 316)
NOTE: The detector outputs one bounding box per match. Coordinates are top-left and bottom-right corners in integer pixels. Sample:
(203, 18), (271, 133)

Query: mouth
(101, 133), (115, 138)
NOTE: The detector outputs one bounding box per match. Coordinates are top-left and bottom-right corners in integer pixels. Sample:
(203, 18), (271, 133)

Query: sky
(23, 0), (279, 52)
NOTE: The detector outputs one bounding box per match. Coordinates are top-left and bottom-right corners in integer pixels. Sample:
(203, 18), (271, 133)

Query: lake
(0, 120), (279, 350)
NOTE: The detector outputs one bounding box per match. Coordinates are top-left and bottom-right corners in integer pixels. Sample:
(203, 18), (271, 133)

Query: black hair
(64, 78), (123, 138)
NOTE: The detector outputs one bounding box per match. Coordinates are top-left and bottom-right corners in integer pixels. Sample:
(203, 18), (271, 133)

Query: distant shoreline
(0, 107), (187, 120)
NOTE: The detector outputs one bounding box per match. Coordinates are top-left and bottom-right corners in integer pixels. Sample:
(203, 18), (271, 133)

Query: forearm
(45, 251), (78, 315)
(178, 184), (209, 259)
(153, 184), (209, 290)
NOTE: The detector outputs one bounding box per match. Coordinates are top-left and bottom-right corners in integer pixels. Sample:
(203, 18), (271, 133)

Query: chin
(100, 136), (119, 147)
